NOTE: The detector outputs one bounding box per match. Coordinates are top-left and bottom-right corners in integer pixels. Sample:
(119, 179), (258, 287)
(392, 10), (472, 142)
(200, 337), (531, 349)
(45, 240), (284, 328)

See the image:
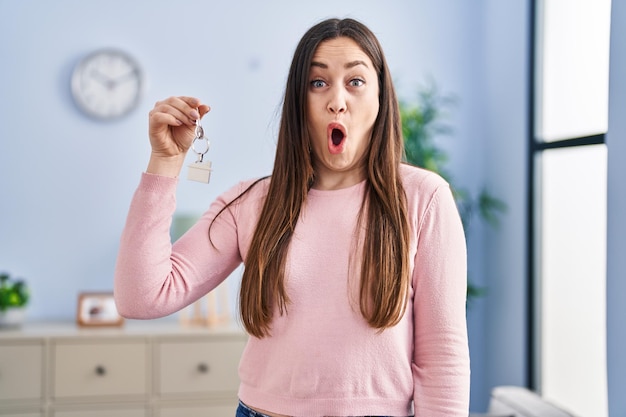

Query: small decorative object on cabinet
(0, 271), (29, 329)
(0, 321), (247, 417)
(76, 292), (124, 327)
(179, 281), (231, 328)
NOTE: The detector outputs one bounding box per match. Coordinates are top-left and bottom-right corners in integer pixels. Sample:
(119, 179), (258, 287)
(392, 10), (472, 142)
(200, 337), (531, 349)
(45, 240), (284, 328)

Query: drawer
(0, 342), (44, 402)
(157, 402), (237, 417)
(157, 337), (245, 396)
(52, 407), (147, 417)
(0, 412), (42, 417)
(52, 340), (148, 399)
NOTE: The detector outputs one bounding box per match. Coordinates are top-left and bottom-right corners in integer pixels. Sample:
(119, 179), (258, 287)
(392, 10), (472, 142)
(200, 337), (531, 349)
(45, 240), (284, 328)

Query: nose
(327, 87), (346, 114)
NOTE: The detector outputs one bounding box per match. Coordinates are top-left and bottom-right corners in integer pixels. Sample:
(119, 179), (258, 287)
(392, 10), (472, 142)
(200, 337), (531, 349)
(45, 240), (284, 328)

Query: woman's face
(306, 36), (380, 190)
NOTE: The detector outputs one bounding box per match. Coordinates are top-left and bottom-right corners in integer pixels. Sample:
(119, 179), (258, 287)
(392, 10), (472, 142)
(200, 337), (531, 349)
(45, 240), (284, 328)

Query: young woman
(114, 18), (470, 417)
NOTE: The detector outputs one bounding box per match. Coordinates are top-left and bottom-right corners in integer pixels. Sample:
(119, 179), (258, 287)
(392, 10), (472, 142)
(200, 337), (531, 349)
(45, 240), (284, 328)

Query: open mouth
(327, 123), (346, 153)
(331, 128), (344, 146)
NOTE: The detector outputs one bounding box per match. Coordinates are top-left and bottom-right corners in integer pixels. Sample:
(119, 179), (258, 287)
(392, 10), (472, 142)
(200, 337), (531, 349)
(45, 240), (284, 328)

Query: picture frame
(76, 292), (124, 327)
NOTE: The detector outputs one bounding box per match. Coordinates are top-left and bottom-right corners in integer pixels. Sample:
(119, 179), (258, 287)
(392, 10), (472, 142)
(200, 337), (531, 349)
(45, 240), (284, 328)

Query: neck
(311, 169), (366, 190)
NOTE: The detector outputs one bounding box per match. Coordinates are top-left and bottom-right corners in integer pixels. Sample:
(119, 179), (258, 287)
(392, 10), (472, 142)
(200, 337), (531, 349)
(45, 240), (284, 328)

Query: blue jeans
(236, 400), (273, 417)
(235, 400), (399, 417)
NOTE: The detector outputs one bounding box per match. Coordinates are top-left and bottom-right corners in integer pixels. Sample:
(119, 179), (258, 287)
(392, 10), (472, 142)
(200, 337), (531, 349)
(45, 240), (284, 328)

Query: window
(530, 1), (610, 416)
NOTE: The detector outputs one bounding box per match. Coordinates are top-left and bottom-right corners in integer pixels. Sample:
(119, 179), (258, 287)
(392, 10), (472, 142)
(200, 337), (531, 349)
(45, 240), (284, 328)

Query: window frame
(527, 0), (608, 390)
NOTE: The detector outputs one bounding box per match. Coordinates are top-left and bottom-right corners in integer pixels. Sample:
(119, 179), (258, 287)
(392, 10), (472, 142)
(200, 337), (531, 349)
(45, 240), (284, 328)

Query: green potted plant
(400, 82), (507, 306)
(0, 272), (30, 328)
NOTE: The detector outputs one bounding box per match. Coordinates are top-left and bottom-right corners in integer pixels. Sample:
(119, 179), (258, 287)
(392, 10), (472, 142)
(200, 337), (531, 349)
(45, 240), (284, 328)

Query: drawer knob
(95, 365), (107, 376)
(197, 363), (210, 373)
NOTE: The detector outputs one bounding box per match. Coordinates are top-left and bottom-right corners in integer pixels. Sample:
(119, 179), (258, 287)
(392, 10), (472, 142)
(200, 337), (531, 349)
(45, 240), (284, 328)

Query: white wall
(0, 0), (535, 411)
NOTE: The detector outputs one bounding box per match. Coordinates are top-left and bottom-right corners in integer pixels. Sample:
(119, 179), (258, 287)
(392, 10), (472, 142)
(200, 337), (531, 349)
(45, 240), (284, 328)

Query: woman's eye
(311, 79), (326, 88)
(349, 78), (365, 87)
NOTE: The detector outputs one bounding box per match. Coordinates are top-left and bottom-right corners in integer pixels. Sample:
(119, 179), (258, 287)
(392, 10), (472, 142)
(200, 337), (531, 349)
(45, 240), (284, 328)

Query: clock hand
(112, 69), (139, 85)
(90, 69), (116, 90)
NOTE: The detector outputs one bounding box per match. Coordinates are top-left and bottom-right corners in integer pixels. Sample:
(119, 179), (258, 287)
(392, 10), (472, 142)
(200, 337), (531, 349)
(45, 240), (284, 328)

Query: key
(187, 116), (212, 183)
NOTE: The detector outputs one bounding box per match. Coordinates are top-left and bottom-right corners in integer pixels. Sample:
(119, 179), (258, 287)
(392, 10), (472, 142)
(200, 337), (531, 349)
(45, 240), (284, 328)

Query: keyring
(191, 136), (210, 155)
(191, 114), (210, 157)
(187, 110), (213, 183)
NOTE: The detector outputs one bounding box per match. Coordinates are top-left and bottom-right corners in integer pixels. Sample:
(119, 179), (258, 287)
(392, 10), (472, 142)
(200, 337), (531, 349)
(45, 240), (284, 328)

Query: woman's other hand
(146, 96), (211, 177)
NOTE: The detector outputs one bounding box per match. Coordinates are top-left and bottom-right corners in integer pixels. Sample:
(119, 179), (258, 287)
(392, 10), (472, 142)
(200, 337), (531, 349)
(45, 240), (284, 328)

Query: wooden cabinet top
(0, 320), (247, 341)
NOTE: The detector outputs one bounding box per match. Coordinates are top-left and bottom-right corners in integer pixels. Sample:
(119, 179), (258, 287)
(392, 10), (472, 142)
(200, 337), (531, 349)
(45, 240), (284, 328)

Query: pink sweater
(114, 163), (470, 417)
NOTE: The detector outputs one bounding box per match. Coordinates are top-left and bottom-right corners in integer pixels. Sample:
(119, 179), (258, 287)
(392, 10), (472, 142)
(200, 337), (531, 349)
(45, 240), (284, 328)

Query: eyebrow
(310, 60), (370, 69)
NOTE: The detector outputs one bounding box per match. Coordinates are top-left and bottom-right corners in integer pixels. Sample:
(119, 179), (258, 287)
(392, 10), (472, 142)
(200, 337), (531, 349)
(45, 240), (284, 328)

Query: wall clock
(71, 48), (143, 120)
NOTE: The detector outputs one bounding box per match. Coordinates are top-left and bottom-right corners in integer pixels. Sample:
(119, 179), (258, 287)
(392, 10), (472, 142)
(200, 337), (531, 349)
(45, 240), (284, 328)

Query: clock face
(71, 49), (143, 120)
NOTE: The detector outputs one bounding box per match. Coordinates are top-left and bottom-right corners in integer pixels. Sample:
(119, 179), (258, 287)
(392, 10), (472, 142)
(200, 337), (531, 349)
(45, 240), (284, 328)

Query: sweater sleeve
(411, 183), (471, 416)
(113, 172), (245, 319)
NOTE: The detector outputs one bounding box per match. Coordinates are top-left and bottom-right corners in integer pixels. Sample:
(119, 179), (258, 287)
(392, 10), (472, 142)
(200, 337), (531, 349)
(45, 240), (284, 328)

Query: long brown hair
(239, 18), (410, 338)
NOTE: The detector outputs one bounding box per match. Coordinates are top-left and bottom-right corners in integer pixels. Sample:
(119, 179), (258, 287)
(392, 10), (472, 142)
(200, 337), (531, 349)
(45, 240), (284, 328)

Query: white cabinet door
(157, 337), (245, 396)
(0, 342), (43, 402)
(52, 340), (148, 399)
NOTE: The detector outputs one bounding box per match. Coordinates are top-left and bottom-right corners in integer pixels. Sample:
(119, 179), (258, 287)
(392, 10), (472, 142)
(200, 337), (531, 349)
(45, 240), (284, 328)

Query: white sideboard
(0, 321), (247, 417)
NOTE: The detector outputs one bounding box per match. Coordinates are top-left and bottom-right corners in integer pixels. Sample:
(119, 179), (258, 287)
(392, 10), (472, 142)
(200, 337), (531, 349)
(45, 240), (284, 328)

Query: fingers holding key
(149, 96), (208, 128)
(148, 96), (211, 158)
(145, 96), (211, 177)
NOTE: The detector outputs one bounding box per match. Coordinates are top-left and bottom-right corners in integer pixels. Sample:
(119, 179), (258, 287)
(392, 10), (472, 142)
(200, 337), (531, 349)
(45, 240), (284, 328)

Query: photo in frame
(76, 292), (124, 327)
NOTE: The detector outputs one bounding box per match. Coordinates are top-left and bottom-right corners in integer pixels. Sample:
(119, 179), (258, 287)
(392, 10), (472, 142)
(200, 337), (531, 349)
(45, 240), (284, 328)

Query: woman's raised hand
(146, 96), (211, 177)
